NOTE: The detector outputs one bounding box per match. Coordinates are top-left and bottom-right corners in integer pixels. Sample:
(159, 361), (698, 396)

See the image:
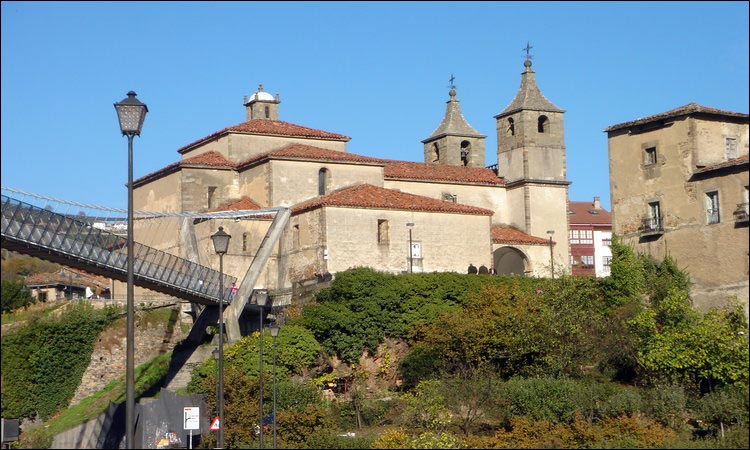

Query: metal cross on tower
(448, 74), (456, 90)
(523, 42), (534, 61)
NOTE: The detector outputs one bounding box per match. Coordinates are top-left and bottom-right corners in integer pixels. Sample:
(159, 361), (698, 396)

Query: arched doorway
(493, 246), (529, 276)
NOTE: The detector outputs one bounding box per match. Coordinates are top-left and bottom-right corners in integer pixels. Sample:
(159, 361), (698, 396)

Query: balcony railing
(639, 216), (663, 236)
(734, 202), (749, 223)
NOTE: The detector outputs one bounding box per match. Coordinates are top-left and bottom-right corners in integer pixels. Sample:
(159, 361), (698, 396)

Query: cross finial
(523, 42), (533, 61)
(448, 74), (456, 90)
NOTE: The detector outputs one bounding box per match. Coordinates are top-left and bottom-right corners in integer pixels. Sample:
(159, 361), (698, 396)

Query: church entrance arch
(493, 246), (529, 276)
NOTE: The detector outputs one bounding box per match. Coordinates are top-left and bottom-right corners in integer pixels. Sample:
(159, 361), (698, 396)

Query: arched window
(507, 118), (515, 136)
(432, 143), (440, 162)
(460, 141), (471, 166)
(538, 115), (549, 133)
(318, 168), (330, 195)
(264, 105), (270, 119)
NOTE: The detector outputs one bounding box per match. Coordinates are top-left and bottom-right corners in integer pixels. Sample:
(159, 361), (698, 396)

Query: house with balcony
(569, 196), (612, 277)
(605, 103), (749, 319)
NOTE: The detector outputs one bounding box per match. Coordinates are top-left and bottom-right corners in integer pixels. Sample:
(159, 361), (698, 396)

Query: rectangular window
(580, 230), (593, 244)
(725, 137), (738, 160)
(207, 186), (217, 209)
(706, 191), (720, 224)
(602, 238), (612, 247)
(570, 230), (580, 244)
(377, 219), (389, 245)
(442, 193), (457, 203)
(648, 201), (661, 230)
(644, 147), (657, 166)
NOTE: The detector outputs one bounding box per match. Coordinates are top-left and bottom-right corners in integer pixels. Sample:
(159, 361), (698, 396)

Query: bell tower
(422, 77), (486, 167)
(244, 84), (281, 121)
(495, 51), (571, 276)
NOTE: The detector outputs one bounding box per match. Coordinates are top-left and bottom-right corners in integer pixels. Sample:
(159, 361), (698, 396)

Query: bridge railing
(1, 193), (236, 303)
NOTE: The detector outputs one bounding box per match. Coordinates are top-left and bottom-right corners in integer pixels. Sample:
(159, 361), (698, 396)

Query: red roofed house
(568, 197), (612, 277)
(605, 103), (749, 318)
(132, 62), (572, 303)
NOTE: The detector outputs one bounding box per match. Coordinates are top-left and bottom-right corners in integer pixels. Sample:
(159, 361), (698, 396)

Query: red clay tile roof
(236, 144), (385, 170)
(292, 183), (495, 216)
(133, 151), (234, 186)
(693, 154), (749, 174)
(568, 201), (612, 225)
(25, 268), (110, 289)
(604, 103), (749, 132)
(383, 160), (504, 185)
(211, 196), (262, 212)
(178, 119), (351, 154)
(492, 226), (551, 245)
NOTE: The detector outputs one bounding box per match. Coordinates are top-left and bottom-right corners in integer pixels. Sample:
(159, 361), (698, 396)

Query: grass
(1, 302), (65, 325)
(18, 352), (173, 448)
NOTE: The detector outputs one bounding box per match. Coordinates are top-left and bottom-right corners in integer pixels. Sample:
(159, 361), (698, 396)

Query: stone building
(132, 61), (571, 303)
(605, 103), (749, 318)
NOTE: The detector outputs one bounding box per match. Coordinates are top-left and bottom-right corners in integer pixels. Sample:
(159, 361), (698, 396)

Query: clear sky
(2, 1), (748, 211)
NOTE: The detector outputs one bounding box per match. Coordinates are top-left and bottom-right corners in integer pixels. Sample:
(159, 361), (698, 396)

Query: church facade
(132, 61), (571, 302)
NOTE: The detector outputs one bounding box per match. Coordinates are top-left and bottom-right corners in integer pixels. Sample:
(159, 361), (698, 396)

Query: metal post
(549, 235), (555, 279)
(259, 305), (264, 449)
(406, 222), (414, 273)
(126, 134), (135, 450)
(218, 254), (225, 449)
(272, 333), (277, 450)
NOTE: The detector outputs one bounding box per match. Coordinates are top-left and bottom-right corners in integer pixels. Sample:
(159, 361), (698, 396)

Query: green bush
(1, 302), (118, 420)
(1, 278), (36, 313)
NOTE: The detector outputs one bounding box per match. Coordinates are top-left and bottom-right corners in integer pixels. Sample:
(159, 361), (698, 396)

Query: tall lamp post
(269, 324), (280, 450)
(546, 230), (555, 279)
(114, 91), (147, 450)
(406, 222), (414, 273)
(252, 289), (269, 449)
(211, 227), (231, 449)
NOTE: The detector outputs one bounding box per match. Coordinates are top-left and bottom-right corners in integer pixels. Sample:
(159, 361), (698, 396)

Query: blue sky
(2, 1), (748, 211)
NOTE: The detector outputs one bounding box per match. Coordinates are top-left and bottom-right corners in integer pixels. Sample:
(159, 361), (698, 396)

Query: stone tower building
(243, 83), (281, 121)
(494, 59), (571, 274)
(422, 87), (486, 167)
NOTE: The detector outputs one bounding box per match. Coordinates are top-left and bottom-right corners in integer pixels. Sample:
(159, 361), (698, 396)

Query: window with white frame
(706, 191), (720, 224)
(570, 229), (580, 244)
(580, 230), (593, 244)
(725, 137), (738, 160)
(603, 256), (612, 271)
(581, 255), (594, 268)
(602, 238), (612, 247)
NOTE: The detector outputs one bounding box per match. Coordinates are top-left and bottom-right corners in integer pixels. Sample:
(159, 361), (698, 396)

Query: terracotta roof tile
(211, 196), (262, 212)
(178, 119), (350, 154)
(604, 103), (749, 132)
(292, 183), (495, 216)
(133, 151), (234, 186)
(383, 160), (504, 185)
(237, 144), (384, 170)
(491, 226), (550, 245)
(693, 154), (749, 174)
(568, 201), (612, 225)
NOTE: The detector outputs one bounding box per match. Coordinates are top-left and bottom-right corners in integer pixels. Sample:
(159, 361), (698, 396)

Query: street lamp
(546, 230), (555, 279)
(114, 91), (147, 450)
(269, 324), (280, 450)
(211, 226), (231, 449)
(406, 222), (414, 273)
(251, 288), (270, 449)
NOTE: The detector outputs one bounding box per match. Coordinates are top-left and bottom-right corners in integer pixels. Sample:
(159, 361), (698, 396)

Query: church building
(132, 60), (571, 303)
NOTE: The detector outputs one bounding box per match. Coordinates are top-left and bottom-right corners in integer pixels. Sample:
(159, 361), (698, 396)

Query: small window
(432, 143), (440, 163)
(442, 193), (457, 203)
(507, 118), (515, 136)
(460, 141), (470, 166)
(318, 168), (329, 196)
(603, 256), (612, 269)
(644, 147), (657, 166)
(602, 238), (612, 247)
(648, 201), (661, 229)
(537, 115), (548, 133)
(207, 186), (217, 209)
(264, 105), (270, 119)
(292, 224), (300, 249)
(377, 219), (389, 245)
(725, 137), (738, 160)
(706, 191), (720, 224)
(242, 232), (248, 252)
(570, 229), (580, 244)
(581, 230), (593, 244)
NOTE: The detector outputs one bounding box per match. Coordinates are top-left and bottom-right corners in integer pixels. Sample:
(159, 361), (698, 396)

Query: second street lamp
(114, 91), (147, 450)
(406, 222), (414, 273)
(269, 324), (280, 450)
(211, 226), (231, 449)
(546, 230), (555, 279)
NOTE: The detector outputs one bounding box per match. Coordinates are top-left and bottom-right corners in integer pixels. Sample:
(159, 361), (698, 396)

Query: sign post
(183, 407), (200, 450)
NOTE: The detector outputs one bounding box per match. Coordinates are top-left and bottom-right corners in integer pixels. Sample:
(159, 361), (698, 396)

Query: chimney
(593, 196), (601, 210)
